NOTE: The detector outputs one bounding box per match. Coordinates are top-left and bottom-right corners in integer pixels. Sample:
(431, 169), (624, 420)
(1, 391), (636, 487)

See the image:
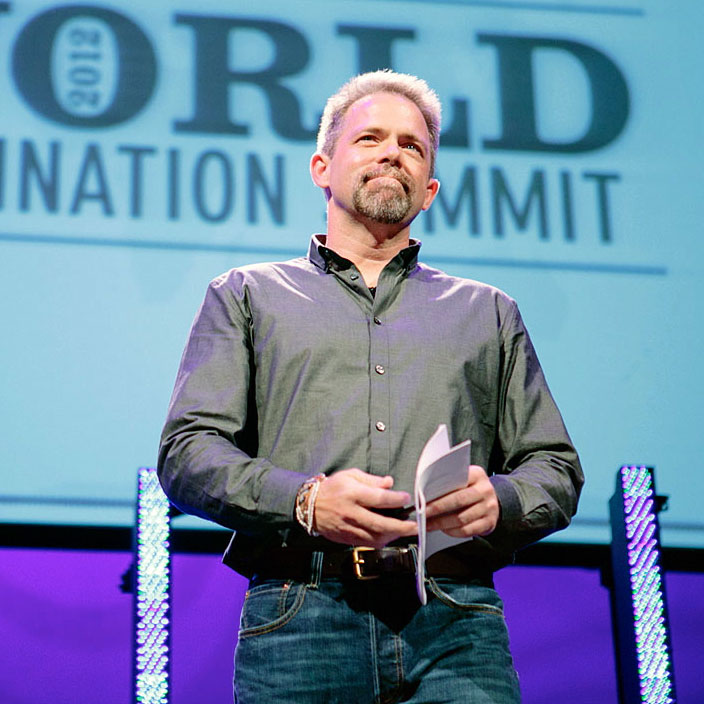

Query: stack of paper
(414, 424), (472, 604)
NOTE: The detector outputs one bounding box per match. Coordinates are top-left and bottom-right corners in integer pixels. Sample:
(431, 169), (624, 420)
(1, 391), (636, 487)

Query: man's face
(313, 92), (439, 226)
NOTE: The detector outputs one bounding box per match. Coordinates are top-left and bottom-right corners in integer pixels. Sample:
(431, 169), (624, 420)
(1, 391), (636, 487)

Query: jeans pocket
(238, 579), (307, 638)
(427, 577), (504, 616)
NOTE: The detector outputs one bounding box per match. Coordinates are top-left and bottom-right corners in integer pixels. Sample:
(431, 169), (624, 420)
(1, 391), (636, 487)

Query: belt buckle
(351, 547), (378, 580)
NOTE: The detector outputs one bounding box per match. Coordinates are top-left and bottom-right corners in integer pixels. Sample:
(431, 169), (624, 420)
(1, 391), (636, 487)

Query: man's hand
(425, 465), (499, 538)
(313, 468), (417, 548)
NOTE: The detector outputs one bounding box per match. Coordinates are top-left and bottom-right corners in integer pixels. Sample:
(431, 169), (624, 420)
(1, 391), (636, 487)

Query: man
(158, 70), (583, 703)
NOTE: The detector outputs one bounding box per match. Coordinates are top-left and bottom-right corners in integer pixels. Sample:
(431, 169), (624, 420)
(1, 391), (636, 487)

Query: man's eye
(403, 143), (421, 153)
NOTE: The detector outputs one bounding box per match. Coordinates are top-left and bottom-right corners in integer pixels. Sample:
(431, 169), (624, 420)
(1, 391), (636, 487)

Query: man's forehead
(342, 92), (429, 138)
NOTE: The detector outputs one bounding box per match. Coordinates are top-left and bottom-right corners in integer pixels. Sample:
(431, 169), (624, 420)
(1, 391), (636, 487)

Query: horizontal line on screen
(0, 495), (134, 508)
(0, 232), (667, 276)
(0, 231), (303, 258)
(569, 516), (704, 534)
(421, 254), (666, 276)
(345, 0), (644, 16)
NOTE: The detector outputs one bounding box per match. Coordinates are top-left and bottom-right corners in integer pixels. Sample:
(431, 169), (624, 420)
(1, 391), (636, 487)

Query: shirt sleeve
(157, 274), (306, 533)
(486, 299), (584, 553)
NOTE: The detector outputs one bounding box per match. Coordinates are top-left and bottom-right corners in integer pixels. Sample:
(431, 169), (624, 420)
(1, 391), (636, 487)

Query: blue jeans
(233, 555), (521, 703)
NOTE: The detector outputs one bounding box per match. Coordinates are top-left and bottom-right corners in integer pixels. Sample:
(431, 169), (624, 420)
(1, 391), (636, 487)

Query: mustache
(361, 167), (412, 194)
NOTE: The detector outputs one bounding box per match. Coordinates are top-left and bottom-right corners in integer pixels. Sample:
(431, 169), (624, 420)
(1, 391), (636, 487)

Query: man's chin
(353, 183), (414, 224)
(360, 206), (413, 225)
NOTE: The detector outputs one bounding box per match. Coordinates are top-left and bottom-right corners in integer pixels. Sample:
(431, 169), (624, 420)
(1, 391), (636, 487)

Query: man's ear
(421, 178), (441, 211)
(310, 152), (331, 189)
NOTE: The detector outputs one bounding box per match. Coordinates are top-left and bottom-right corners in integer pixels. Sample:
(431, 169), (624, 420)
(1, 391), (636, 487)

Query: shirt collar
(307, 234), (421, 275)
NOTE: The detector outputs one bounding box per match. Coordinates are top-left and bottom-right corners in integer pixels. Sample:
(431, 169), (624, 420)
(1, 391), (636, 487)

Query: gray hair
(316, 70), (442, 176)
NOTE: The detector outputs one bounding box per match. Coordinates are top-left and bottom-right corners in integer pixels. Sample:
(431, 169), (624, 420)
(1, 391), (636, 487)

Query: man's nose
(378, 140), (401, 163)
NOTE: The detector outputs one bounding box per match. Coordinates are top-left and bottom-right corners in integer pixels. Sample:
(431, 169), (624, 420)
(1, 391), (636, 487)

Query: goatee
(353, 169), (414, 224)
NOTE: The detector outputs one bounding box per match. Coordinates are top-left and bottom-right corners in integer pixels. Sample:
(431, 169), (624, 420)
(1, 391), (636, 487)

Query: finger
(331, 470), (409, 506)
(427, 514), (496, 538)
(438, 517), (497, 538)
(353, 471), (395, 489)
(361, 487), (411, 510)
(322, 511), (418, 548)
(346, 474), (410, 509)
(426, 500), (498, 536)
(425, 466), (494, 518)
(315, 473), (416, 547)
(426, 502), (484, 531)
(467, 464), (488, 485)
(425, 486), (477, 518)
(352, 507), (418, 539)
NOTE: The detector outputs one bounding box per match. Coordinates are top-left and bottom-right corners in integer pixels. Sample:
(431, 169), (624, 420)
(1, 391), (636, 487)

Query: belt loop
(309, 550), (323, 588)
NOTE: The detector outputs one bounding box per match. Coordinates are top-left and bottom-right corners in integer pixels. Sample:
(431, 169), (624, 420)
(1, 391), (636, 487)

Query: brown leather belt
(250, 545), (492, 584)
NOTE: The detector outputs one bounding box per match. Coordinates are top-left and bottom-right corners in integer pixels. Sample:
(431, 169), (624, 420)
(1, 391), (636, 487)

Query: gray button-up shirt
(158, 236), (583, 573)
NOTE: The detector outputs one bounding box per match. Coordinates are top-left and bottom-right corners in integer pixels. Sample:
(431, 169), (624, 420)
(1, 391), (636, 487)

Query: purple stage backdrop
(0, 547), (701, 703)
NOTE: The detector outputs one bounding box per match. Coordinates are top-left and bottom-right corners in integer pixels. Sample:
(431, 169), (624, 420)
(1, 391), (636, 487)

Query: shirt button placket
(369, 307), (390, 473)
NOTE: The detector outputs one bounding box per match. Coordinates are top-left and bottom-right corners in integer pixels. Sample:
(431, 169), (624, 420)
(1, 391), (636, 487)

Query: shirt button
(375, 421), (386, 432)
(374, 364), (385, 375)
(350, 272), (359, 281)
(373, 316), (382, 325)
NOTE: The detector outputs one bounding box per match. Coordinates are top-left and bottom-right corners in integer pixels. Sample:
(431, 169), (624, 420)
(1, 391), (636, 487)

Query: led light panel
(134, 467), (171, 704)
(609, 465), (676, 704)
